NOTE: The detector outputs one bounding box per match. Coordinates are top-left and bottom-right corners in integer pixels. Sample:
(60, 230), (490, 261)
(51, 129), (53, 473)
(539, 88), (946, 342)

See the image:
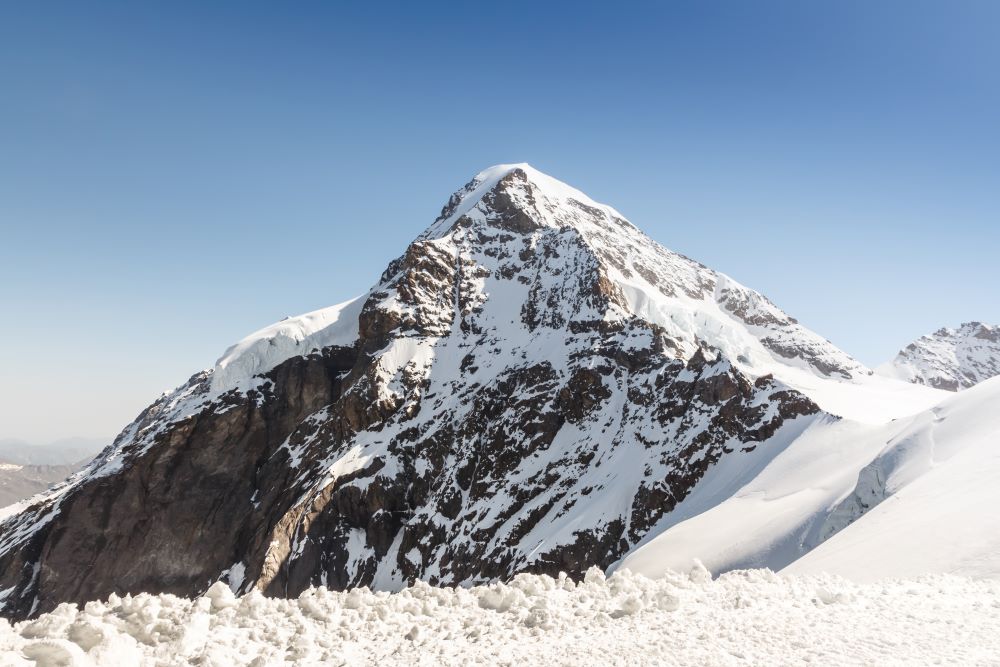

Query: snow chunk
(3, 570), (998, 665)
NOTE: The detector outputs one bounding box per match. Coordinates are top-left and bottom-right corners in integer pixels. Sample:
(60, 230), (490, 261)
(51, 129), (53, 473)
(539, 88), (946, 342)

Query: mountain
(0, 165), (953, 620)
(877, 321), (1000, 391)
(784, 375), (1000, 580)
(0, 437), (108, 466)
(617, 373), (1000, 580)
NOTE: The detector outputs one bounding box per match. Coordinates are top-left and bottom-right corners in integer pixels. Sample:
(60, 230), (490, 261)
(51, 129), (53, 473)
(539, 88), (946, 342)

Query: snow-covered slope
(0, 163), (979, 622)
(878, 321), (1000, 391)
(617, 374), (1000, 582)
(424, 166), (870, 388)
(211, 297), (364, 394)
(785, 375), (1000, 580)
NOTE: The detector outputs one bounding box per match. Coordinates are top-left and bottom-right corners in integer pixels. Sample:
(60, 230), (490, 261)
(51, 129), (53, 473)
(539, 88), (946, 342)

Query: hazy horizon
(0, 436), (112, 448)
(2, 1), (998, 440)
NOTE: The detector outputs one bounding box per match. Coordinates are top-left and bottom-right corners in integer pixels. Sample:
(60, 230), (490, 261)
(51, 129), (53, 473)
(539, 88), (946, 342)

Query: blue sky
(1, 1), (997, 441)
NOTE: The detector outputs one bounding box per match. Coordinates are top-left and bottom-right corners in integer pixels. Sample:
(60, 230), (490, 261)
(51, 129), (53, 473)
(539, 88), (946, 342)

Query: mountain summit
(0, 165), (949, 619)
(878, 321), (1000, 391)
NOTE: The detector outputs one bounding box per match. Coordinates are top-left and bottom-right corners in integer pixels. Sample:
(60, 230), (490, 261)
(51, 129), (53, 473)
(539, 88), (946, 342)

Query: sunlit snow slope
(618, 374), (1000, 581)
(785, 375), (1000, 580)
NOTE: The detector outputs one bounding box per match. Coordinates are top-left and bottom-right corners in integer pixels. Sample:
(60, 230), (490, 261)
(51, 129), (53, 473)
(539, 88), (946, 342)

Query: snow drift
(618, 375), (1000, 581)
(3, 568), (998, 666)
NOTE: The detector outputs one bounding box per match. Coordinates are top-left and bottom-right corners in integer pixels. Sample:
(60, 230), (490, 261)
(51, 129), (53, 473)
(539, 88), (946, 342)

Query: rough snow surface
(2, 568), (998, 666)
(878, 321), (1000, 391)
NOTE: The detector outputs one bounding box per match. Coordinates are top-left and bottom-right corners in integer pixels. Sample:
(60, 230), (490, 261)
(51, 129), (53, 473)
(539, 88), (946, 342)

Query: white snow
(417, 164), (946, 423)
(2, 568), (997, 666)
(617, 375), (1000, 582)
(211, 296), (364, 394)
(5, 163), (998, 641)
(786, 375), (1000, 580)
(420, 163), (631, 241)
(0, 500), (30, 522)
(878, 321), (1000, 391)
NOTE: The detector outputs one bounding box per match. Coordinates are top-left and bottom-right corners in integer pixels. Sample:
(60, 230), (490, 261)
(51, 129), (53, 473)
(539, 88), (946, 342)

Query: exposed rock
(878, 321), (1000, 390)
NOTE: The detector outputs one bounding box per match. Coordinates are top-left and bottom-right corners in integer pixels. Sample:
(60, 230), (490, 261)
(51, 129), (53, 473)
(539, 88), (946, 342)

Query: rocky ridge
(878, 321), (1000, 391)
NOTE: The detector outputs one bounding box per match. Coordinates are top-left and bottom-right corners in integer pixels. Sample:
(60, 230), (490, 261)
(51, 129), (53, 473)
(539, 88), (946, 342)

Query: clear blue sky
(1, 1), (997, 441)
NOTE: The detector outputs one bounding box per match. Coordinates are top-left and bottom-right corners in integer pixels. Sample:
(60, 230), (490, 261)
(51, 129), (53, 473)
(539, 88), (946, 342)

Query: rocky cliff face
(878, 321), (1000, 391)
(0, 164), (855, 620)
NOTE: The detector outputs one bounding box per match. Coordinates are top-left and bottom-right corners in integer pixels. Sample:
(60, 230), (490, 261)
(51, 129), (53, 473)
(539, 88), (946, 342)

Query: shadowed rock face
(0, 166), (827, 620)
(0, 347), (358, 619)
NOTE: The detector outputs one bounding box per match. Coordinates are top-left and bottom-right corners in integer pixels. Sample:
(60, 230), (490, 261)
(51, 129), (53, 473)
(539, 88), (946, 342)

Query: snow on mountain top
(0, 164), (991, 624)
(4, 568), (998, 666)
(877, 321), (1000, 391)
(210, 296), (364, 393)
(199, 163), (939, 422)
(427, 164), (869, 377)
(420, 163), (630, 240)
(137, 162), (941, 437)
(197, 164), (621, 399)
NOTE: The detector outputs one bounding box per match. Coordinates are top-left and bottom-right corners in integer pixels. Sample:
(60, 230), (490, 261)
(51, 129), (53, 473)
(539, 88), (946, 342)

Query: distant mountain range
(0, 437), (108, 467)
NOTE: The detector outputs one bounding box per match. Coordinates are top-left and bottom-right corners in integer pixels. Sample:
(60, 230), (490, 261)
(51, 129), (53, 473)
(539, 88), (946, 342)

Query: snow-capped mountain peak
(204, 164), (869, 407)
(421, 163), (633, 238)
(877, 321), (1000, 391)
(0, 164), (949, 621)
(438, 165), (868, 381)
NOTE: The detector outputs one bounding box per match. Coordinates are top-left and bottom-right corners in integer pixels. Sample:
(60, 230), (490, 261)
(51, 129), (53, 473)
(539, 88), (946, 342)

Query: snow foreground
(2, 569), (998, 667)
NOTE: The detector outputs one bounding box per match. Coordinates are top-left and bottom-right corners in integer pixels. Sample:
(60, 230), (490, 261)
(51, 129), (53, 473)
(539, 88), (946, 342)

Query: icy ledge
(3, 567), (998, 666)
(210, 296), (364, 394)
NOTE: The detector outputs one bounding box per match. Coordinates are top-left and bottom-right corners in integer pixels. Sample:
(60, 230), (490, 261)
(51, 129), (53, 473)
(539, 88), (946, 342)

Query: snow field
(2, 566), (998, 666)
